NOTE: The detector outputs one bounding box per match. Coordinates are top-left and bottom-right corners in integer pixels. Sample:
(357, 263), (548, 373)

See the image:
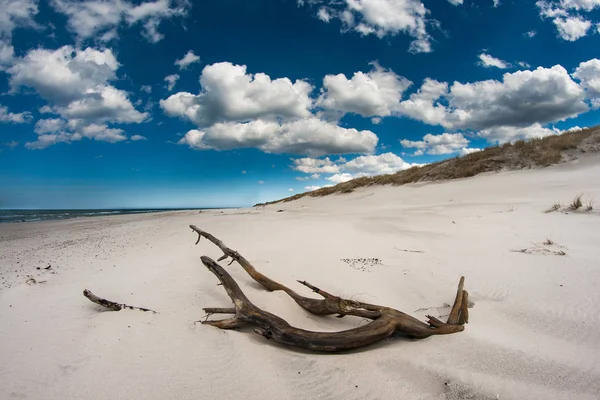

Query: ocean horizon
(0, 208), (233, 224)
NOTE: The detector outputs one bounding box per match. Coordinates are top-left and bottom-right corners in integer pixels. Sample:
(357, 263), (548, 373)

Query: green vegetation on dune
(256, 126), (600, 207)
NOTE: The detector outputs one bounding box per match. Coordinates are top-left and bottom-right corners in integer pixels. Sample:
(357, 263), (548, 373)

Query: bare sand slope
(1, 155), (600, 400)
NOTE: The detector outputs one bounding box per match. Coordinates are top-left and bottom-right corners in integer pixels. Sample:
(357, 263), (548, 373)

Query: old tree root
(190, 225), (468, 352)
(83, 289), (157, 313)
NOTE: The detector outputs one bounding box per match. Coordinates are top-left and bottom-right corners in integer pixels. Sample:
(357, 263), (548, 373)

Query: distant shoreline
(0, 208), (236, 224)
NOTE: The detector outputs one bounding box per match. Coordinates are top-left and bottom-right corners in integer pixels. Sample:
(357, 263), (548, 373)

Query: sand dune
(1, 155), (600, 399)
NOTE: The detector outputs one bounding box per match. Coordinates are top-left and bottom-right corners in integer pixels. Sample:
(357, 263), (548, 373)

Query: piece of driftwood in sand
(83, 289), (157, 313)
(190, 225), (468, 352)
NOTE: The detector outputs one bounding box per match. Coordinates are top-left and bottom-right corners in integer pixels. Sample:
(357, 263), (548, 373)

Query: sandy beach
(1, 155), (600, 400)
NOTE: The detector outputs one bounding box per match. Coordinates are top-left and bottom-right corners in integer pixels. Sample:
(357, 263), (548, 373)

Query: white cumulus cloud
(0, 0), (39, 66)
(0, 105), (31, 123)
(317, 62), (411, 117)
(301, 0), (433, 53)
(294, 152), (419, 184)
(178, 118), (378, 156)
(174, 50), (200, 70)
(537, 0), (598, 41)
(399, 65), (588, 131)
(304, 185), (321, 191)
(326, 173), (354, 183)
(572, 58), (600, 103)
(8, 46), (147, 148)
(478, 52), (511, 69)
(164, 73), (179, 91)
(553, 16), (591, 40)
(477, 123), (561, 143)
(292, 157), (340, 174)
(161, 61), (314, 126)
(49, 0), (190, 43)
(26, 120), (128, 149)
(400, 132), (470, 155)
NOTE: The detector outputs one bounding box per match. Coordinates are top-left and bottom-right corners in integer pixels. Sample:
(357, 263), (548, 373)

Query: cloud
(57, 85), (148, 123)
(49, 0), (190, 43)
(396, 78), (448, 126)
(478, 52), (511, 69)
(0, 105), (32, 123)
(477, 123), (561, 143)
(304, 185), (321, 191)
(460, 147), (482, 155)
(174, 50), (200, 70)
(161, 61), (314, 126)
(301, 0), (433, 53)
(449, 65), (587, 130)
(295, 174), (320, 181)
(326, 173), (354, 183)
(288, 188), (294, 192)
(7, 46), (147, 148)
(493, 0), (501, 6)
(39, 105), (53, 114)
(572, 58), (600, 100)
(141, 85), (152, 93)
(317, 61), (411, 117)
(537, 1), (597, 41)
(257, 180), (265, 184)
(343, 152), (417, 174)
(0, 0), (39, 37)
(161, 62), (382, 157)
(34, 118), (66, 133)
(295, 152), (418, 184)
(0, 41), (15, 66)
(130, 134), (147, 141)
(525, 30), (537, 37)
(8, 46), (146, 124)
(564, 125), (582, 132)
(25, 121), (128, 149)
(4, 140), (19, 150)
(400, 132), (470, 155)
(0, 0), (39, 66)
(9, 46), (119, 103)
(178, 118), (378, 156)
(317, 7), (331, 21)
(402, 65), (588, 131)
(447, 0), (463, 5)
(324, 60), (588, 133)
(292, 157), (340, 174)
(164, 73), (179, 91)
(553, 16), (591, 40)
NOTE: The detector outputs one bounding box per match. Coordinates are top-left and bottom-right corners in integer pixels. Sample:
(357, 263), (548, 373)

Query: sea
(0, 208), (207, 224)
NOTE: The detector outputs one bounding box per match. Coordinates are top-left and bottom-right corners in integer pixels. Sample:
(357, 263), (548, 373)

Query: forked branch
(191, 226), (469, 352)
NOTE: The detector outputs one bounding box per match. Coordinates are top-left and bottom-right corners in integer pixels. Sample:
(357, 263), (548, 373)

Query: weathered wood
(447, 276), (465, 325)
(191, 226), (469, 352)
(83, 289), (157, 313)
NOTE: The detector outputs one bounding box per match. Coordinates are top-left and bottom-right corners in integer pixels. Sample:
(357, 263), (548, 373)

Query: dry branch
(190, 225), (468, 352)
(83, 289), (157, 313)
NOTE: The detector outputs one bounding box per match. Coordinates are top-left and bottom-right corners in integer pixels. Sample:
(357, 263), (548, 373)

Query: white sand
(1, 155), (600, 400)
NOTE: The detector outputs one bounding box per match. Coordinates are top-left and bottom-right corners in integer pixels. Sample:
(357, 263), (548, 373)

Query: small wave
(0, 208), (200, 224)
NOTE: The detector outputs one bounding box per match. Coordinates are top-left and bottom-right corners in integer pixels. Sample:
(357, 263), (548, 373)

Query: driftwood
(83, 289), (157, 313)
(190, 225), (468, 352)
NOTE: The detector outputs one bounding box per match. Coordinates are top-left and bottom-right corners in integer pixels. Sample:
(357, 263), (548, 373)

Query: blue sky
(2, 0), (600, 209)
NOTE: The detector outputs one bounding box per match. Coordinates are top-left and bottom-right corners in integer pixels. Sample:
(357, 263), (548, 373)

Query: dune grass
(569, 194), (584, 211)
(256, 126), (599, 207)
